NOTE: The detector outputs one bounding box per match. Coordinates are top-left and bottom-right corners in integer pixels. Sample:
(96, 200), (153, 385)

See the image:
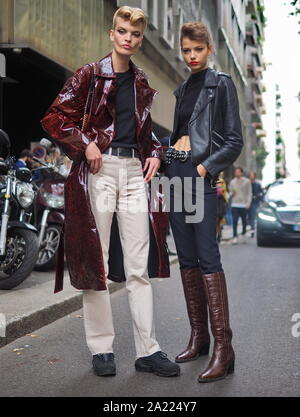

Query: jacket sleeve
(40, 65), (92, 162)
(201, 76), (243, 178)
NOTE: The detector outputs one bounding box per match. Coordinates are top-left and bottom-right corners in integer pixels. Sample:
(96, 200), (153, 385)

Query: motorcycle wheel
(0, 228), (39, 290)
(34, 224), (61, 272)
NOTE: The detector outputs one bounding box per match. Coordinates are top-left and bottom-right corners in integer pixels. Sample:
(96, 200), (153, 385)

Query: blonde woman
(42, 6), (179, 378)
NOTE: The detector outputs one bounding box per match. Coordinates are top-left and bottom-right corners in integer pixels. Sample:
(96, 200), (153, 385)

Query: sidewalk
(220, 223), (251, 243)
(0, 224), (248, 348)
(0, 258), (179, 348)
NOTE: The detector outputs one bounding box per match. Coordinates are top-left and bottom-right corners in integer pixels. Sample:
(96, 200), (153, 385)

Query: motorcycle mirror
(0, 129), (11, 159)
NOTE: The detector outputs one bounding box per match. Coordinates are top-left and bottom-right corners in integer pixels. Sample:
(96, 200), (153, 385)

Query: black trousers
(165, 158), (223, 274)
(232, 207), (247, 237)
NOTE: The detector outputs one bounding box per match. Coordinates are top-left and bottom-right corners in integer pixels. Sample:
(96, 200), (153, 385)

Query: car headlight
(16, 182), (35, 208)
(42, 192), (64, 209)
(258, 212), (277, 222)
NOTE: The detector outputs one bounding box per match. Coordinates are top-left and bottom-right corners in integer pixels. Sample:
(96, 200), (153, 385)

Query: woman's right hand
(85, 142), (102, 174)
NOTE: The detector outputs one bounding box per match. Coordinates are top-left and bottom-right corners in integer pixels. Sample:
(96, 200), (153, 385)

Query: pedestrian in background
(165, 22), (243, 382)
(247, 171), (263, 238)
(41, 6), (179, 379)
(229, 167), (252, 244)
(14, 149), (32, 170)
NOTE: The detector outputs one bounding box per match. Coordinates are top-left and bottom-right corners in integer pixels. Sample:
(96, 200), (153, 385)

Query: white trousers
(83, 154), (160, 358)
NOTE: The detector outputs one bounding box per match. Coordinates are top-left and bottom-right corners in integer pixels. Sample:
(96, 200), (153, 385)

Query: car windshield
(266, 181), (300, 206)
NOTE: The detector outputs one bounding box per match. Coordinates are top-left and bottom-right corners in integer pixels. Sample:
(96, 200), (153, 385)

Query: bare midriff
(173, 135), (191, 151)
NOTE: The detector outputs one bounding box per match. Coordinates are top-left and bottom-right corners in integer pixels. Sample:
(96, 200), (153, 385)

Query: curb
(0, 256), (179, 348)
(0, 282), (123, 348)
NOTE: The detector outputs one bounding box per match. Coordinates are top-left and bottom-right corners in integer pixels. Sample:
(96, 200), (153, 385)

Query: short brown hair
(113, 6), (148, 31)
(180, 22), (212, 46)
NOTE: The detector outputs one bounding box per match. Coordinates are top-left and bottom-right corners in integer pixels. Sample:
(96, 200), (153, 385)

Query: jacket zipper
(212, 138), (221, 148)
(209, 102), (213, 156)
(212, 130), (225, 143)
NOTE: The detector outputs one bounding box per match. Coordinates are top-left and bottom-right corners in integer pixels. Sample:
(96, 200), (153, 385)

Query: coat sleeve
(40, 65), (92, 162)
(201, 76), (244, 178)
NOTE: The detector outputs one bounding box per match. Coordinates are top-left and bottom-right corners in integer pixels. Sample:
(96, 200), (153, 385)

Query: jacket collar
(174, 67), (218, 97)
(204, 67), (219, 88)
(94, 52), (149, 84)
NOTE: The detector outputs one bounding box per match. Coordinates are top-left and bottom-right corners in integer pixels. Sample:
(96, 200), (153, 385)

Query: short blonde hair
(113, 6), (148, 31)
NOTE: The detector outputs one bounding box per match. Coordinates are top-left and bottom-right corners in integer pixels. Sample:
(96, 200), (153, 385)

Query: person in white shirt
(229, 167), (252, 244)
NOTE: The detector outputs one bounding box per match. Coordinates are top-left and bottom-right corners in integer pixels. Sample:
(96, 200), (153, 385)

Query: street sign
(32, 145), (46, 159)
(0, 54), (6, 78)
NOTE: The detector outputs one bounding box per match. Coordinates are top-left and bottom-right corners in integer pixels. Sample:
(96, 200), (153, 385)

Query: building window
(159, 0), (174, 48)
(148, 0), (158, 29)
(174, 6), (184, 59)
(167, 0), (174, 46)
(141, 0), (148, 13)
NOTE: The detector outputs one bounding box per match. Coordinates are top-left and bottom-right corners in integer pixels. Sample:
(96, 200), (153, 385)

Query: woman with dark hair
(165, 22), (243, 382)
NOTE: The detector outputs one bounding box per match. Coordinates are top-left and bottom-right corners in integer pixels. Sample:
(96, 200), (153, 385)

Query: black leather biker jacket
(169, 68), (243, 179)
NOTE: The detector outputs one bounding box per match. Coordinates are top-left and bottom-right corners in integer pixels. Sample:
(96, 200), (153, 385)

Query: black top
(173, 68), (208, 144)
(111, 69), (138, 149)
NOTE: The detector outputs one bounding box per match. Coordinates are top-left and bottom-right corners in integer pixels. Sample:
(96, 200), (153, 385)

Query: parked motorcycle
(0, 130), (39, 290)
(31, 147), (65, 272)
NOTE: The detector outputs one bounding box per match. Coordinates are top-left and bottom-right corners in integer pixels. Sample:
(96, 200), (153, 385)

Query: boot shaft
(180, 267), (208, 330)
(202, 271), (233, 346)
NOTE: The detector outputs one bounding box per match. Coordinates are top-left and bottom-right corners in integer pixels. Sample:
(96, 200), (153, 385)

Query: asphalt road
(0, 238), (299, 397)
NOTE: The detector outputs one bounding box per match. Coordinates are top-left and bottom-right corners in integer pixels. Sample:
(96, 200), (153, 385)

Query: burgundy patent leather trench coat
(41, 53), (170, 293)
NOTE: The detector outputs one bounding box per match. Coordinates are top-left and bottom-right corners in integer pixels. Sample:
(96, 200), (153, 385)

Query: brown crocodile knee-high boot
(175, 267), (210, 363)
(198, 271), (235, 382)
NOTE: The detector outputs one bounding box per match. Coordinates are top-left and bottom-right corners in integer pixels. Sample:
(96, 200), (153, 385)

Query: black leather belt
(103, 147), (140, 158)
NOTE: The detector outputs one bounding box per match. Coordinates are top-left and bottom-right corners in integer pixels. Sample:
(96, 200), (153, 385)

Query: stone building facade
(0, 0), (265, 175)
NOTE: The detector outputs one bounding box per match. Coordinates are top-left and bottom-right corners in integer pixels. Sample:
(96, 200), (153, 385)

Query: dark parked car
(257, 179), (300, 246)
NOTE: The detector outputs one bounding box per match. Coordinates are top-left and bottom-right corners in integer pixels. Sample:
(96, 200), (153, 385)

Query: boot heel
(199, 342), (210, 355)
(227, 360), (235, 374)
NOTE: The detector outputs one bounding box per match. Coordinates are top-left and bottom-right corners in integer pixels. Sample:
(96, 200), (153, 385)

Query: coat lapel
(132, 63), (158, 136)
(94, 53), (116, 121)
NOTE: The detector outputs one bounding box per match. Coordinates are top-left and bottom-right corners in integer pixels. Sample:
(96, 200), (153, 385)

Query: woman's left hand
(143, 158), (161, 183)
(197, 164), (207, 177)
